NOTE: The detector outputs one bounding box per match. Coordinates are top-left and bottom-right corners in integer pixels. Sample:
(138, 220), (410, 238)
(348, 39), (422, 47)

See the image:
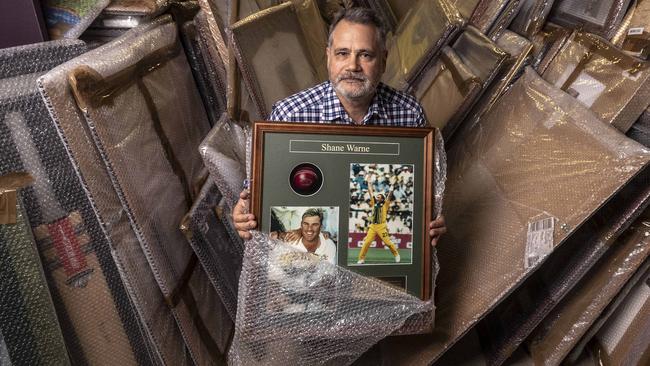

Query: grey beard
(333, 74), (375, 100)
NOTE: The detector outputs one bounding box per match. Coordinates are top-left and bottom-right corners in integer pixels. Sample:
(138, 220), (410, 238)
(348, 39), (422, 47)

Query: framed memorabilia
(251, 122), (435, 300)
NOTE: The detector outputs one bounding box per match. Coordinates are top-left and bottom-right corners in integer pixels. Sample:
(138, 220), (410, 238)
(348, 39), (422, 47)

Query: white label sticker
(628, 27), (645, 36)
(525, 217), (554, 269)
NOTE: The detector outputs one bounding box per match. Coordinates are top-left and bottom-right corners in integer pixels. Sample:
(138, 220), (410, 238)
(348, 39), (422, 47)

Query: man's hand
(429, 215), (447, 247)
(233, 190), (257, 240)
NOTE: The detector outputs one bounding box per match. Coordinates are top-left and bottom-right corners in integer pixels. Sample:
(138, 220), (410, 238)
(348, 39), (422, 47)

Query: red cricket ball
(289, 163), (322, 195)
(292, 168), (318, 189)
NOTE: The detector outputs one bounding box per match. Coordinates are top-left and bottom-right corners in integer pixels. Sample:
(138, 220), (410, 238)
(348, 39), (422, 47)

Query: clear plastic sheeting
(591, 264), (650, 366)
(199, 113), (251, 211)
(228, 231), (435, 366)
(0, 39), (157, 366)
(375, 67), (650, 365)
(526, 209), (650, 366)
(542, 31), (650, 133)
(550, 0), (633, 38)
(38, 16), (225, 365)
(231, 0), (328, 118)
(382, 0), (464, 90)
(0, 186), (70, 366)
(412, 46), (481, 133)
(43, 0), (111, 39)
(181, 180), (244, 320)
(509, 0), (556, 39)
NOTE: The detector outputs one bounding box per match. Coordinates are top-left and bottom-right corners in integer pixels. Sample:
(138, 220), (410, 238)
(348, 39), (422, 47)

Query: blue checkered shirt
(269, 81), (426, 127)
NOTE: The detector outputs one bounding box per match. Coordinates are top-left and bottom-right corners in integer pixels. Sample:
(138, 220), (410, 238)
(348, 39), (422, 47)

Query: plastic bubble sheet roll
(0, 39), (156, 366)
(551, 0), (632, 38)
(0, 181), (69, 366)
(39, 16), (228, 365)
(371, 67), (650, 365)
(229, 232), (435, 366)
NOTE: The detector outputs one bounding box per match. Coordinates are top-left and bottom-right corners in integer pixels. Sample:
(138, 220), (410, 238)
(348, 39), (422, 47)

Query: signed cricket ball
(289, 163), (323, 195)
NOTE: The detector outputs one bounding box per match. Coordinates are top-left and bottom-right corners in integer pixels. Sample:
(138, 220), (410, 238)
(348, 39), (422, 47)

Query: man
(357, 174), (400, 264)
(234, 7), (447, 245)
(271, 208), (337, 265)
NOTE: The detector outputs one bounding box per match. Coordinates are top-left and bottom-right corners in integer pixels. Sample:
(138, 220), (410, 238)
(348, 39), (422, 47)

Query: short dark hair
(328, 7), (387, 51)
(302, 208), (323, 223)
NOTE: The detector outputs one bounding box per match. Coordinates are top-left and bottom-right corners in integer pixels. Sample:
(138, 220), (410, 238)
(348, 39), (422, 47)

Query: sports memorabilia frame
(251, 122), (435, 300)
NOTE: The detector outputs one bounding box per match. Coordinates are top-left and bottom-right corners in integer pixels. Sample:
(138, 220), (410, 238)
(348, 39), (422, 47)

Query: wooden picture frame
(251, 121), (435, 300)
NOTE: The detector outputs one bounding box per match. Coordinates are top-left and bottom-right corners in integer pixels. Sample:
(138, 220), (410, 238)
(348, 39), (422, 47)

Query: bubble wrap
(231, 0), (328, 118)
(372, 68), (650, 365)
(469, 0), (519, 34)
(38, 16), (228, 365)
(550, 0), (632, 38)
(382, 0), (465, 90)
(531, 24), (574, 75)
(478, 167), (650, 365)
(542, 31), (650, 133)
(591, 264), (650, 365)
(228, 232), (433, 366)
(450, 0), (482, 19)
(622, 0), (650, 59)
(179, 12), (227, 127)
(0, 39), (157, 366)
(0, 191), (69, 366)
(441, 25), (509, 139)
(181, 180), (244, 320)
(464, 30), (533, 130)
(354, 0), (399, 33)
(43, 0), (111, 39)
(524, 207), (650, 365)
(629, 106), (650, 148)
(412, 46), (482, 133)
(509, 0), (556, 39)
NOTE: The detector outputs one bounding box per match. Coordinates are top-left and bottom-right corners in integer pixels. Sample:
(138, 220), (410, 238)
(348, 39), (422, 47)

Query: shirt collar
(321, 81), (389, 124)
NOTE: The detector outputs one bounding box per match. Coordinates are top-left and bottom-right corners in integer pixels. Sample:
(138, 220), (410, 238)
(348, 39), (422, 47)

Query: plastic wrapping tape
(551, 0), (633, 39)
(231, 0), (328, 118)
(0, 39), (158, 366)
(543, 31), (650, 133)
(43, 0), (111, 39)
(383, 0), (465, 90)
(510, 0), (556, 39)
(412, 46), (482, 132)
(373, 67), (650, 365)
(0, 179), (70, 366)
(38, 17), (226, 365)
(591, 264), (650, 365)
(526, 208), (650, 365)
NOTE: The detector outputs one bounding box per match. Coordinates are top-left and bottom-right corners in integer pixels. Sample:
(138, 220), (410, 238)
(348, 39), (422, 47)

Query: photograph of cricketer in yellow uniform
(348, 163), (414, 265)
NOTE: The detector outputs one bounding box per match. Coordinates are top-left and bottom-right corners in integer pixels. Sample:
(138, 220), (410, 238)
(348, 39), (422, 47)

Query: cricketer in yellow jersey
(357, 174), (400, 264)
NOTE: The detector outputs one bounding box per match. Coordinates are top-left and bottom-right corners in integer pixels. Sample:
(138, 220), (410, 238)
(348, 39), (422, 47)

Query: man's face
(376, 194), (385, 203)
(326, 20), (386, 101)
(301, 215), (322, 242)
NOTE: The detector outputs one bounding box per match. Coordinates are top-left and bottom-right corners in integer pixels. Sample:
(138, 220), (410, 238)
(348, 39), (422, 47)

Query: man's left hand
(429, 215), (447, 247)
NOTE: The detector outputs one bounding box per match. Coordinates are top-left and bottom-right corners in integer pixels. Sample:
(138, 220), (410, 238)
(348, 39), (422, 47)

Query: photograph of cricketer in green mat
(348, 163), (414, 265)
